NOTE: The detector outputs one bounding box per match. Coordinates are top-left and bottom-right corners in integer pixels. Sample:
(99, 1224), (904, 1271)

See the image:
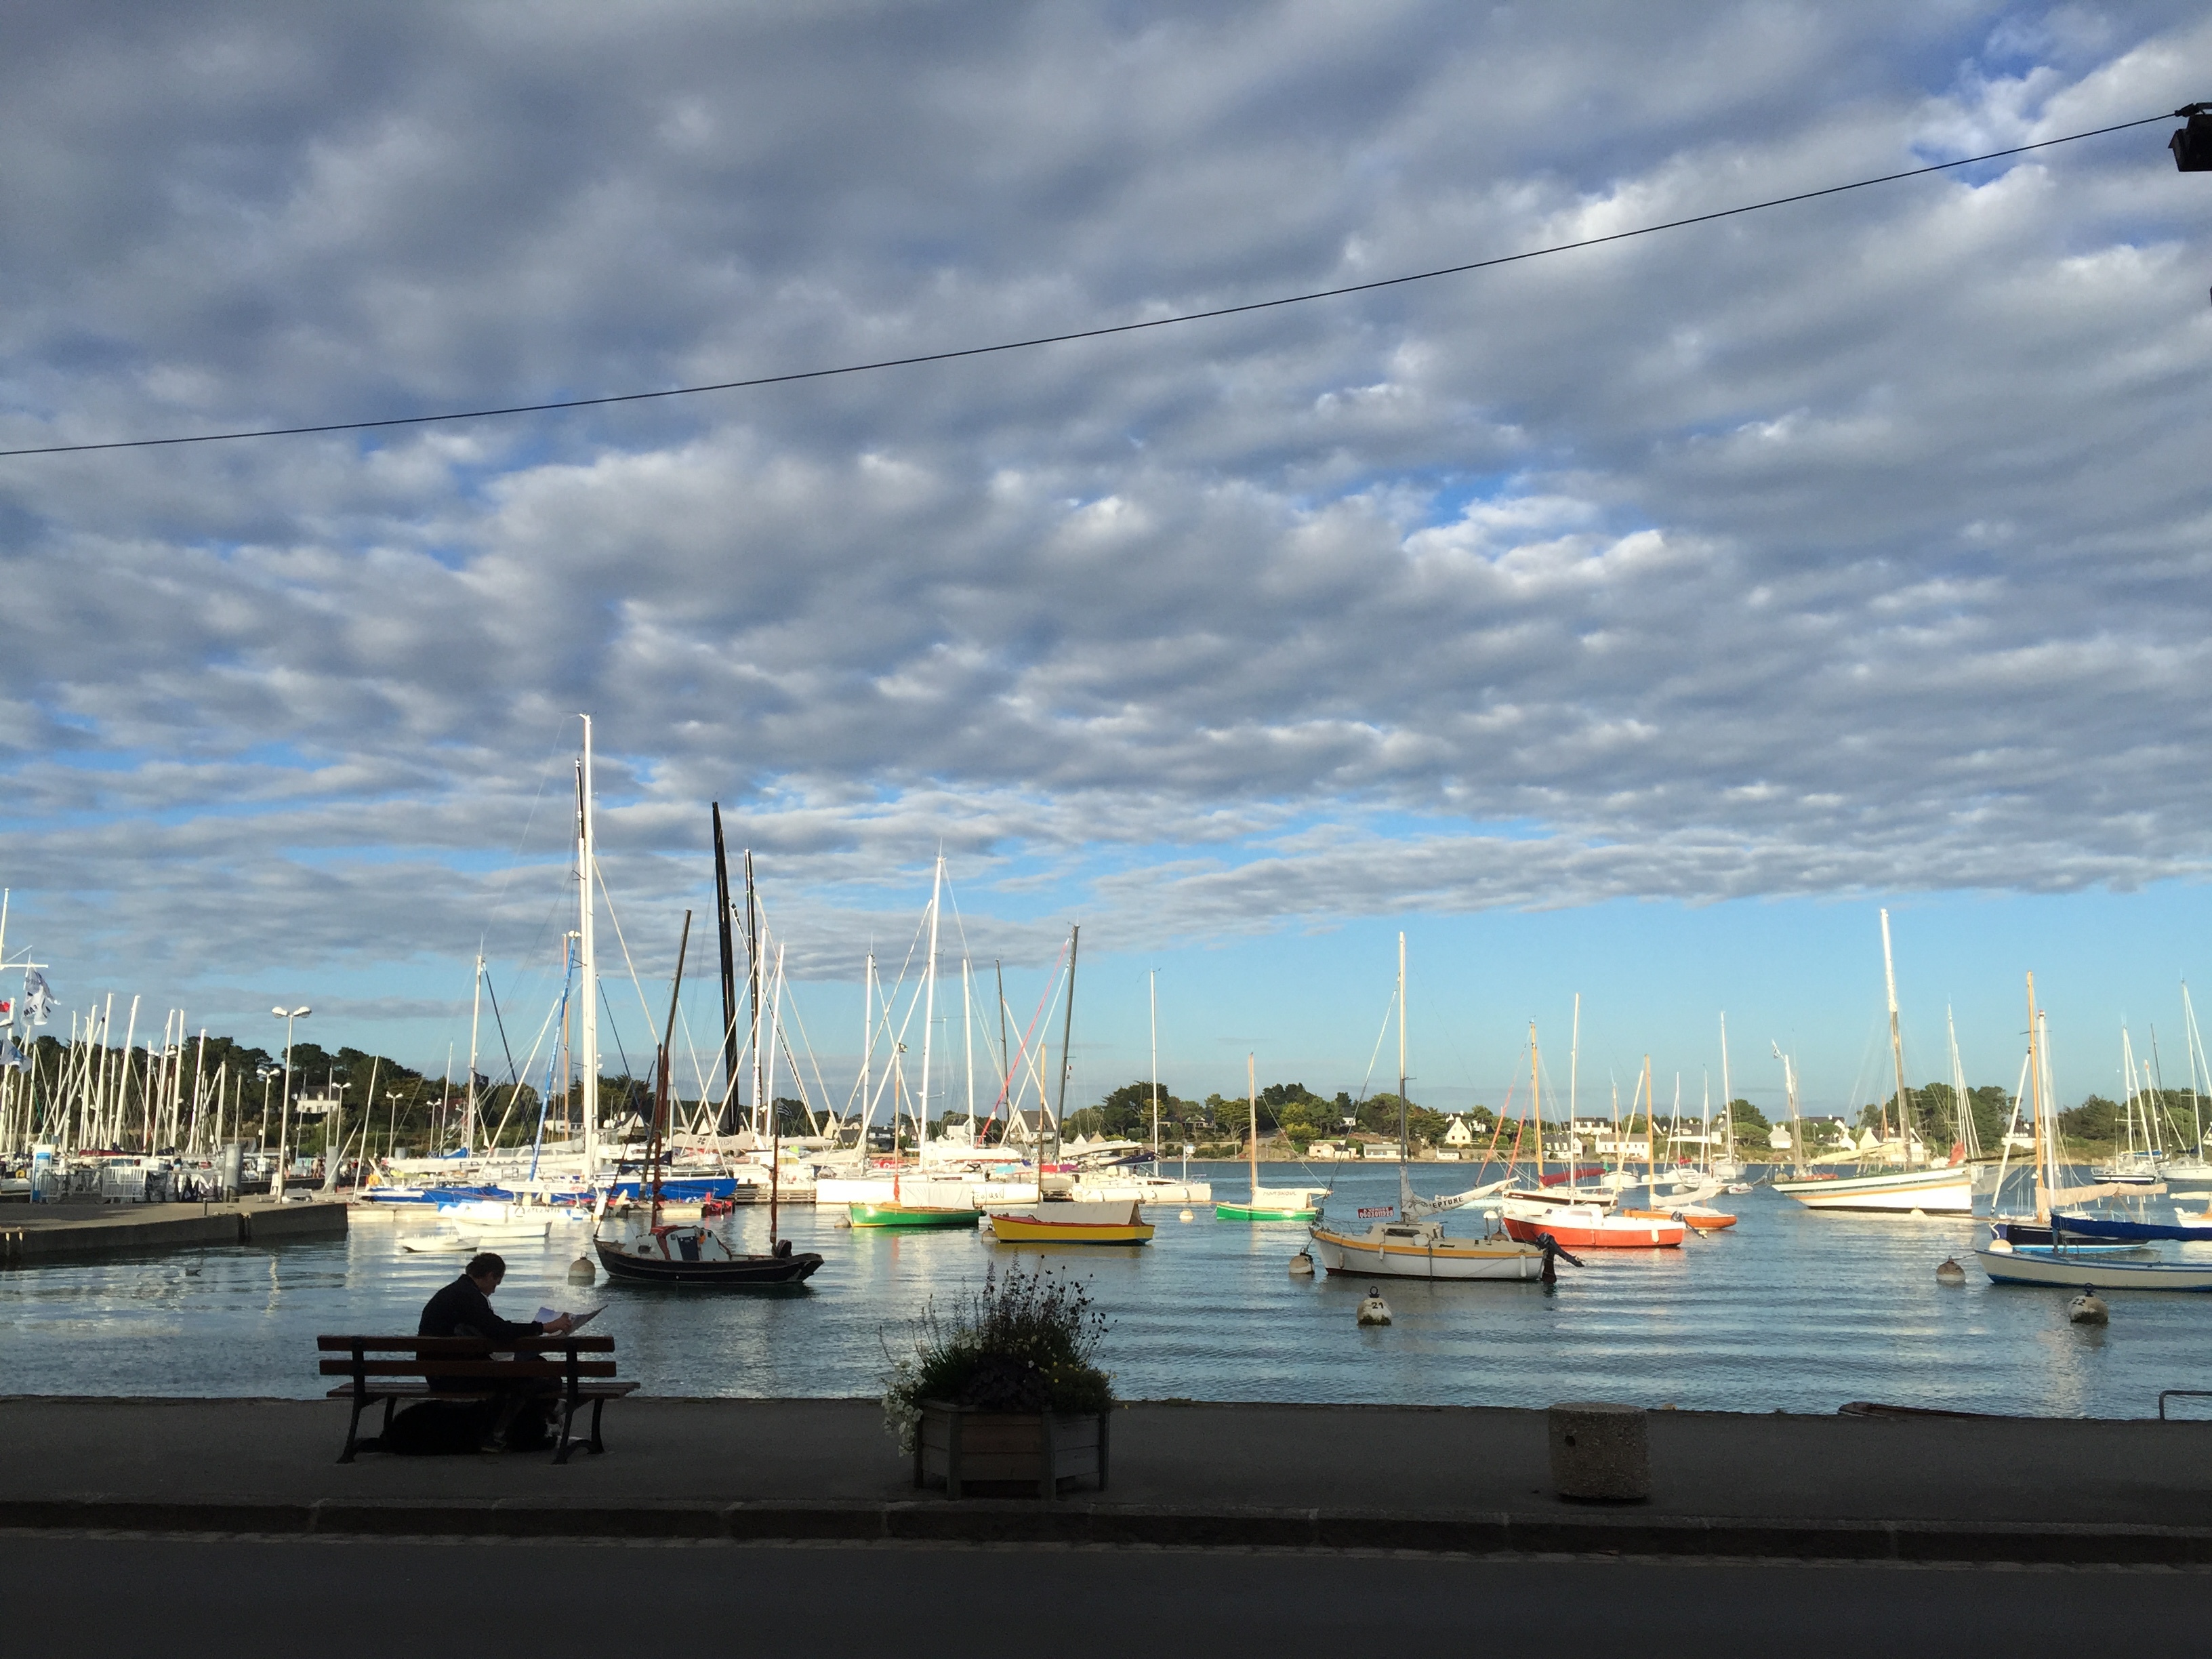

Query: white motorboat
(1975, 1240), (2212, 1292)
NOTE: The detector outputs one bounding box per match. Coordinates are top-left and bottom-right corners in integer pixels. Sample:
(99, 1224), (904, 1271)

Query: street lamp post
(270, 1005), (310, 1200)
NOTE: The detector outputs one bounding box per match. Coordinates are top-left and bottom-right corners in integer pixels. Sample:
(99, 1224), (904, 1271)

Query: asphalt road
(6, 1534), (2202, 1657)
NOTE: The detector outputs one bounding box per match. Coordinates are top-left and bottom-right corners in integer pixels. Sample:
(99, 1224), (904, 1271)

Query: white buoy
(567, 1256), (596, 1284)
(1357, 1287), (1392, 1326)
(1290, 1249), (1315, 1277)
(1910, 1208), (1926, 1218)
(1935, 1257), (1966, 1286)
(1179, 1207), (1195, 1223)
(2068, 1290), (2109, 1325)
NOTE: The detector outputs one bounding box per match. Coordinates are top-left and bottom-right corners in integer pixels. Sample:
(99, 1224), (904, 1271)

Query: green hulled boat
(1215, 1051), (1327, 1222)
(848, 1201), (980, 1230)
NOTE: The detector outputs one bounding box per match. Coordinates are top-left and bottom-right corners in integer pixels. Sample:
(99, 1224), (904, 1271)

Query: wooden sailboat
(1771, 909), (1973, 1214)
(1215, 1050), (1325, 1221)
(983, 926), (1153, 1246)
(1309, 935), (1543, 1279)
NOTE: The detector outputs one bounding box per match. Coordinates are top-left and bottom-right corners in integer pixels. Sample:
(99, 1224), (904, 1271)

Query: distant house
(1443, 1115), (1474, 1147)
(1767, 1124), (1795, 1151)
(1002, 1109), (1058, 1147)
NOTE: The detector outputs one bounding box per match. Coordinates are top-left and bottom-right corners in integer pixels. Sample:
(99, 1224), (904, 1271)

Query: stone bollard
(1549, 1401), (1650, 1503)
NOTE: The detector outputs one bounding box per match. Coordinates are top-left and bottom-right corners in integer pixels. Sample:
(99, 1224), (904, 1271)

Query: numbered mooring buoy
(1357, 1287), (1393, 1326)
(1290, 1248), (1315, 1277)
(2068, 1289), (2110, 1325)
(1935, 1257), (1966, 1286)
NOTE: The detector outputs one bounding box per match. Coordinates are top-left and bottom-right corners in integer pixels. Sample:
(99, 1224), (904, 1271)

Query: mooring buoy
(2068, 1289), (2109, 1325)
(1357, 1287), (1392, 1326)
(1179, 1207), (1195, 1223)
(1935, 1257), (1966, 1286)
(1290, 1248), (1315, 1277)
(567, 1256), (596, 1284)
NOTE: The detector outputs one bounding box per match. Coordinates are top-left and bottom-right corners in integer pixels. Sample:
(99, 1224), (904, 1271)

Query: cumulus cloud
(2, 1), (2210, 1059)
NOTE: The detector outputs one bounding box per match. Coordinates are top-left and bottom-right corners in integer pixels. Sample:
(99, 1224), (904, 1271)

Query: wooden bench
(317, 1334), (638, 1465)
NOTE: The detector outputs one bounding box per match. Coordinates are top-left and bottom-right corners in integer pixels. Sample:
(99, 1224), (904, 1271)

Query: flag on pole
(0, 1037), (27, 1071)
(22, 970), (55, 1026)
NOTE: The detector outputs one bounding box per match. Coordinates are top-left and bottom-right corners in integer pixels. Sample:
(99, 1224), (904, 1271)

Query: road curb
(4, 1495), (2209, 1563)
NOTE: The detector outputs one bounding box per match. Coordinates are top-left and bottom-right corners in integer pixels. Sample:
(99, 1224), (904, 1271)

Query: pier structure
(0, 1196), (347, 1264)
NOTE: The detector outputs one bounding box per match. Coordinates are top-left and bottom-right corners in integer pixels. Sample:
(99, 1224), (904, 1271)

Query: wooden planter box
(914, 1401), (1110, 1499)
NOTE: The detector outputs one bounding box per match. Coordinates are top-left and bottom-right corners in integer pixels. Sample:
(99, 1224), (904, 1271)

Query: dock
(0, 1197), (348, 1264)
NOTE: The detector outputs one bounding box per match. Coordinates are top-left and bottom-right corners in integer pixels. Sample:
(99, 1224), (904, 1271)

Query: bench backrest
(316, 1334), (617, 1382)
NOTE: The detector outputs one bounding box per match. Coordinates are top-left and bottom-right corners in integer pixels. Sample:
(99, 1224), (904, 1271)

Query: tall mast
(860, 952), (873, 1151)
(1947, 1004), (1976, 1161)
(1397, 932), (1408, 1161)
(1529, 1021), (1542, 1188)
(1246, 1050), (1258, 1194)
(1054, 925), (1079, 1168)
(1644, 1054), (1656, 1190)
(1719, 1012), (1734, 1171)
(1569, 992), (1580, 1166)
(466, 954), (483, 1155)
(1149, 968), (1160, 1169)
(918, 855), (942, 1158)
(578, 716), (598, 1176)
(712, 802), (739, 1126)
(2026, 972), (2047, 1223)
(2185, 981), (2207, 1163)
(746, 848), (761, 1141)
(962, 959), (975, 1130)
(1881, 908), (1913, 1170)
(649, 912), (691, 1229)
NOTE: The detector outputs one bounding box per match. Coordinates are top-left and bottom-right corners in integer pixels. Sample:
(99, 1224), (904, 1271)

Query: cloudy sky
(3, 2), (2210, 1120)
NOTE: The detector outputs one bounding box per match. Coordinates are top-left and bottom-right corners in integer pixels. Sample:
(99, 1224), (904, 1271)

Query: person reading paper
(418, 1251), (574, 1449)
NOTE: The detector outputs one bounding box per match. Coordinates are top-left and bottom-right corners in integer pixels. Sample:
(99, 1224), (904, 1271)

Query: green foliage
(1725, 1099), (1769, 1135)
(2060, 1095), (2119, 1147)
(880, 1263), (1113, 1451)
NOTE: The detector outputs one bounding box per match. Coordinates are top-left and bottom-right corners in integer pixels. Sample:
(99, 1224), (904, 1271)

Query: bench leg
(552, 1400), (579, 1466)
(589, 1395), (608, 1454)
(339, 1398), (367, 1464)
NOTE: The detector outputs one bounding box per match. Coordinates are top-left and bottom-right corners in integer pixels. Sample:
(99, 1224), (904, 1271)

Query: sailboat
(1499, 1029), (1685, 1249)
(1309, 935), (1542, 1279)
(595, 903), (823, 1287)
(1771, 909), (1972, 1214)
(1215, 1051), (1326, 1221)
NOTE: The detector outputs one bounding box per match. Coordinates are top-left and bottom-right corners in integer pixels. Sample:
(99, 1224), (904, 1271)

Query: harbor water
(4, 1164), (2207, 1416)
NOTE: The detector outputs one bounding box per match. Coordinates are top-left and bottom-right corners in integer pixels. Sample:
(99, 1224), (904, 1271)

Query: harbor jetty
(0, 1197), (346, 1264)
(1, 1396), (2209, 1564)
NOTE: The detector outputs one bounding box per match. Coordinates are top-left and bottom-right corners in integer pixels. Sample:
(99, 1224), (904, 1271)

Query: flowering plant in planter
(881, 1262), (1111, 1453)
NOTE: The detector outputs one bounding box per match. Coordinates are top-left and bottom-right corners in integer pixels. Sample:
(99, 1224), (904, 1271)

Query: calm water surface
(5, 1164), (2208, 1416)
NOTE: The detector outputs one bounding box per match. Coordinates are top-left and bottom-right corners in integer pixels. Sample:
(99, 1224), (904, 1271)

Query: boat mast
(712, 802), (739, 1129)
(918, 855), (942, 1162)
(861, 951), (873, 1152)
(1529, 1021), (1542, 1189)
(466, 953), (483, 1155)
(1054, 925), (1079, 1169)
(2184, 981), (2207, 1164)
(1569, 992), (1580, 1181)
(962, 959), (975, 1137)
(1947, 1004), (1976, 1161)
(649, 912), (693, 1230)
(746, 848), (761, 1143)
(1643, 1055), (1656, 1192)
(2026, 972), (2047, 1224)
(1246, 1048), (1257, 1195)
(1396, 932), (1408, 1162)
(768, 943), (784, 1246)
(578, 717), (599, 1179)
(1881, 908), (1913, 1171)
(1149, 968), (1160, 1170)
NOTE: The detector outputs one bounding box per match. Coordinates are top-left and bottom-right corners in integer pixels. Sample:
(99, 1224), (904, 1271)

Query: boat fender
(566, 1256), (597, 1284)
(1934, 1257), (1966, 1286)
(1357, 1288), (1392, 1326)
(2068, 1289), (2109, 1325)
(1289, 1248), (1315, 1277)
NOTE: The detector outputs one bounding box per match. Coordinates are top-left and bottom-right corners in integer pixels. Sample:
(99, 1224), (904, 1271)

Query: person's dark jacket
(419, 1275), (543, 1343)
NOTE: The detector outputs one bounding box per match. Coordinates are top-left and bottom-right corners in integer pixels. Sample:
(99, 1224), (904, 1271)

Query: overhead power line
(0, 110), (2185, 461)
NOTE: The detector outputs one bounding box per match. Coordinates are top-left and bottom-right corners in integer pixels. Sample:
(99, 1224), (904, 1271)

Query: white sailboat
(1309, 935), (1542, 1279)
(1771, 909), (1972, 1215)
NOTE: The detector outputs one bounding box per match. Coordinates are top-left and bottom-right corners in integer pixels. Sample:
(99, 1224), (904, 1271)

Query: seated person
(419, 1252), (574, 1450)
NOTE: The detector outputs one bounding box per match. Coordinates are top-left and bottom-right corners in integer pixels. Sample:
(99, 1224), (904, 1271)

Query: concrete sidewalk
(4, 1396), (2210, 1563)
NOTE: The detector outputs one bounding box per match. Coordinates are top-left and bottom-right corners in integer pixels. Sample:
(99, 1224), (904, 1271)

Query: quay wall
(0, 1199), (348, 1265)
